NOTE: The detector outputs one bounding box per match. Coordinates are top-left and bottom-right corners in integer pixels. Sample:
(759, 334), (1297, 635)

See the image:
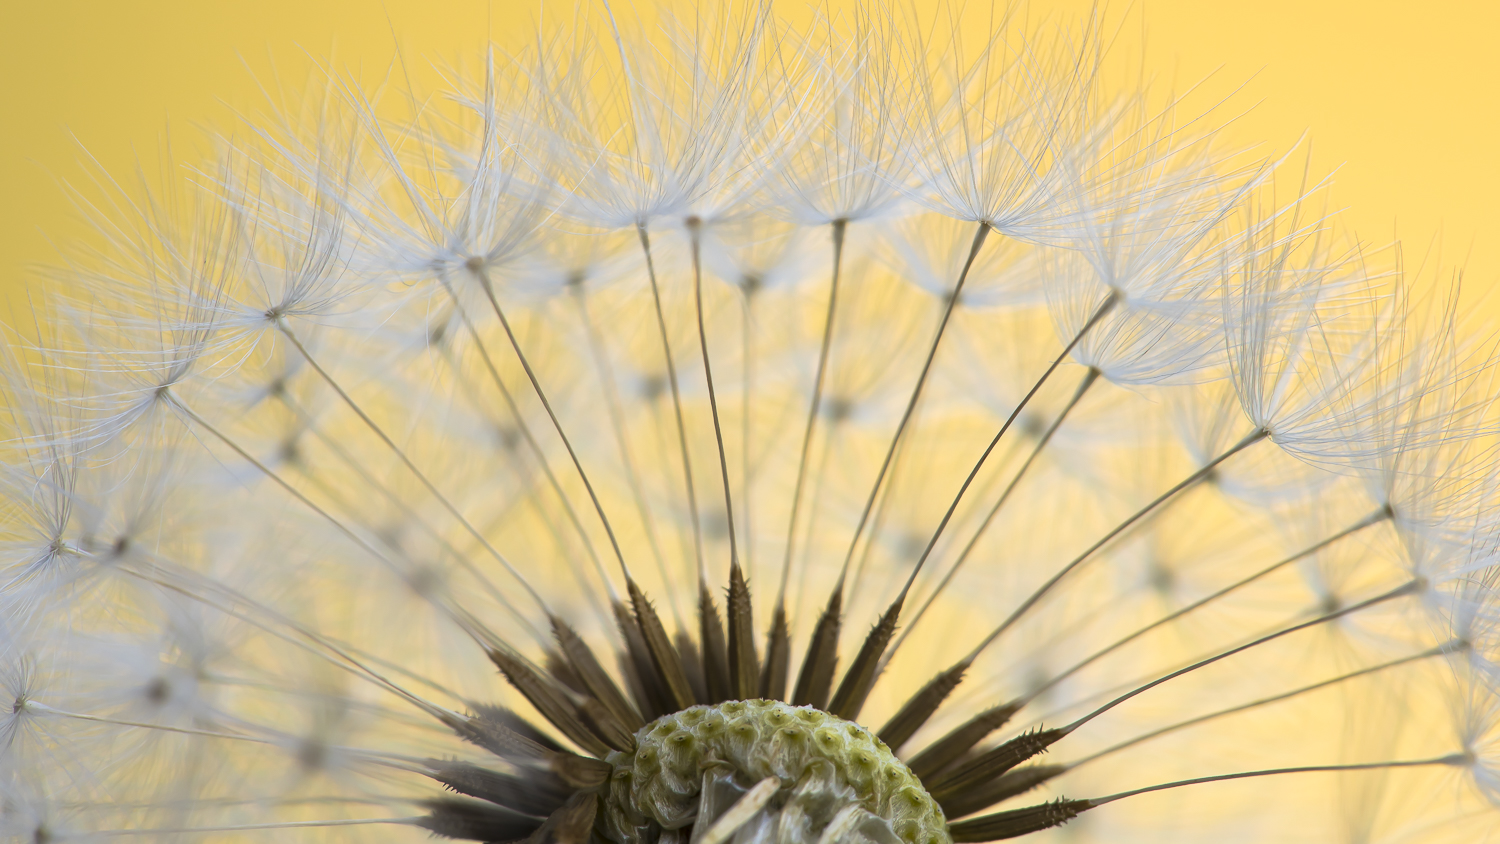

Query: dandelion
(5, 3), (1500, 843)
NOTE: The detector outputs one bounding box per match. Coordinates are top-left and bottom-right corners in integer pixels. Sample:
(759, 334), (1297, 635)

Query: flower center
(600, 700), (950, 844)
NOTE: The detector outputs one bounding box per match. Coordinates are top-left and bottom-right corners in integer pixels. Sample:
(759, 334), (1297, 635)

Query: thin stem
(1089, 755), (1468, 806)
(1020, 613), (1299, 730)
(435, 284), (616, 602)
(1024, 505), (1393, 702)
(789, 432), (838, 617)
(471, 266), (631, 578)
(572, 284), (685, 628)
(282, 393), (439, 532)
(688, 220), (740, 570)
(741, 282), (757, 582)
(61, 795), (408, 812)
(168, 394), (399, 581)
(25, 703), (277, 745)
(122, 561), (460, 724)
(276, 391), (544, 639)
(637, 223), (707, 586)
(1063, 578), (1424, 734)
(28, 703), (425, 772)
(848, 423), (919, 608)
(889, 366), (1099, 662)
(898, 294), (1116, 603)
(101, 818), (423, 835)
(276, 320), (550, 612)
(965, 427), (1270, 663)
(833, 222), (991, 590)
(429, 347), (616, 628)
(316, 636), (471, 706)
(1072, 640), (1456, 768)
(777, 218), (847, 604)
(644, 393), (701, 590)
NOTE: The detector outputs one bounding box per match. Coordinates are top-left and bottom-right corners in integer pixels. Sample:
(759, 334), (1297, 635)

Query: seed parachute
(4, 2), (1500, 843)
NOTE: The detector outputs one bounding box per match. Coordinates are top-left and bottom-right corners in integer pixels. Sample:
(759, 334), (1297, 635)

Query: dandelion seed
(5, 3), (1500, 843)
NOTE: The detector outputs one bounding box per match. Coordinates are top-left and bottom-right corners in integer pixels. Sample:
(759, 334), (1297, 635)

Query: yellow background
(2, 1), (1497, 312)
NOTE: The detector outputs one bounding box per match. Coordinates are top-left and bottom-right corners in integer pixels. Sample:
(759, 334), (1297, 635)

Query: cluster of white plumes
(4, 2), (1500, 843)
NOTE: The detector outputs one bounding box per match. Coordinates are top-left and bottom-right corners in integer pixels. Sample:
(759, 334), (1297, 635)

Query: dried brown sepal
(614, 600), (672, 720)
(552, 755), (609, 797)
(905, 701), (1022, 780)
(545, 648), (588, 697)
(446, 706), (559, 759)
(929, 728), (1067, 802)
(577, 697), (636, 753)
(628, 578), (697, 711)
(936, 764), (1066, 819)
(878, 660), (970, 753)
(550, 752), (613, 789)
(417, 797), (547, 842)
(699, 584), (732, 703)
(552, 615), (644, 731)
(677, 629), (710, 704)
(616, 648), (652, 723)
(431, 727), (609, 793)
(791, 588), (843, 708)
(525, 791), (600, 844)
(727, 563), (760, 700)
(828, 597), (905, 720)
(488, 646), (611, 758)
(760, 602), (791, 701)
(426, 760), (569, 818)
(946, 798), (1092, 841)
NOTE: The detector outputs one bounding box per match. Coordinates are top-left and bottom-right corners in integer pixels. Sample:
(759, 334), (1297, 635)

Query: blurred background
(2, 1), (1496, 313)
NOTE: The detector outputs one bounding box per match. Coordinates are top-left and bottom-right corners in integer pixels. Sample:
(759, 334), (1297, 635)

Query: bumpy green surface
(602, 700), (950, 844)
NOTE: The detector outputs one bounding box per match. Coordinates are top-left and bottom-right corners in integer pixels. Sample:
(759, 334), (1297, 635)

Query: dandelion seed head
(6, 3), (1500, 843)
